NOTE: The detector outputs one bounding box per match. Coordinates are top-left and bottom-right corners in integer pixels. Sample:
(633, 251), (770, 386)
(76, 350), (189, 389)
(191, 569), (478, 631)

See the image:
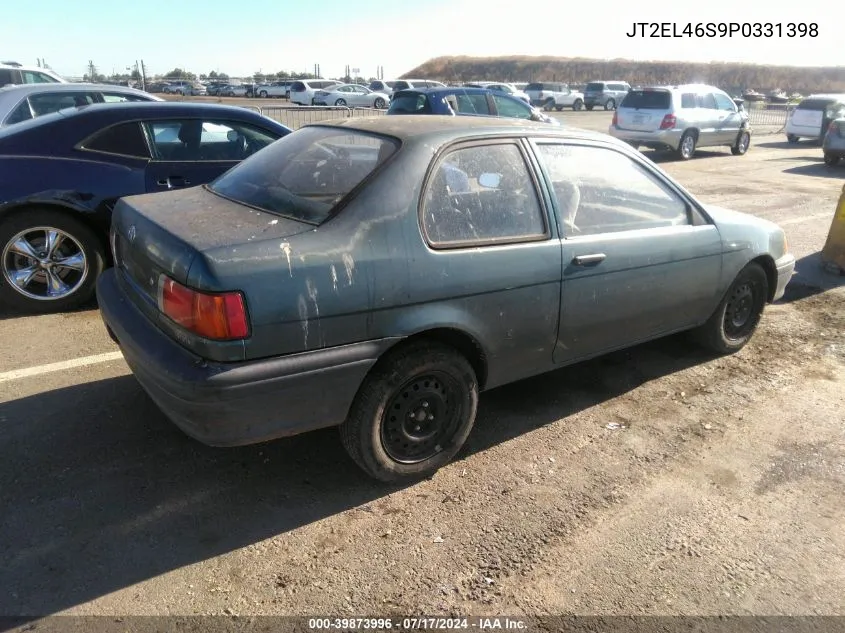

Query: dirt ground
(0, 110), (843, 622)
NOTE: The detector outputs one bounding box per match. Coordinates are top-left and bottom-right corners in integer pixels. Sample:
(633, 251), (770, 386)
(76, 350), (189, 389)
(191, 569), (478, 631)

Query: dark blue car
(0, 101), (291, 313)
(387, 86), (559, 125)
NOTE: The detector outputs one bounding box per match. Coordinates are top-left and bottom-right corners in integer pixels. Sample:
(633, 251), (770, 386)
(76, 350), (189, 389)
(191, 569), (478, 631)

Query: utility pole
(87, 60), (97, 82)
(140, 59), (147, 91)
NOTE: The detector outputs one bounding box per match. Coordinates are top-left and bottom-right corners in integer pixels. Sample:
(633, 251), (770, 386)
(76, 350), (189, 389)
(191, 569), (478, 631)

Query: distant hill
(401, 56), (845, 94)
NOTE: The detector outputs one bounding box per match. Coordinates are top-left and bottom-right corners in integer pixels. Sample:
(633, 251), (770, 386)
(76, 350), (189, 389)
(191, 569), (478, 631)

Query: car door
(351, 86), (371, 107)
(419, 139), (562, 386)
(713, 92), (742, 143)
(143, 118), (280, 192)
(695, 92), (721, 146)
(530, 140), (722, 364)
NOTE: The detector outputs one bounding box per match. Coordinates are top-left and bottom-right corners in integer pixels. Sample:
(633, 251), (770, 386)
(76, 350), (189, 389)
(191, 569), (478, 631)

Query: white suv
(0, 61), (65, 87)
(289, 79), (341, 105)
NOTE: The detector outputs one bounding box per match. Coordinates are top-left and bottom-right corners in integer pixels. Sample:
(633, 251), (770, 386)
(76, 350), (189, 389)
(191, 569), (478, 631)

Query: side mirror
(478, 173), (502, 189)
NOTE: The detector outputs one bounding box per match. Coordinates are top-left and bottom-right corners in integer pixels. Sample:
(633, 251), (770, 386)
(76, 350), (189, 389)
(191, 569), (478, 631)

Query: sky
(4, 0), (838, 80)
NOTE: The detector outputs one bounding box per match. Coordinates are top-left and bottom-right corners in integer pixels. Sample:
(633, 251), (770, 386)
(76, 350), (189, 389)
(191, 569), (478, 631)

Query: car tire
(604, 98), (616, 111)
(543, 98), (555, 112)
(692, 262), (768, 355)
(340, 341), (479, 482)
(677, 130), (697, 160)
(786, 134), (799, 144)
(585, 105), (594, 111)
(259, 90), (268, 98)
(824, 153), (840, 166)
(555, 105), (563, 112)
(0, 208), (105, 314)
(572, 99), (583, 111)
(335, 98), (347, 107)
(731, 130), (751, 156)
(374, 97), (385, 109)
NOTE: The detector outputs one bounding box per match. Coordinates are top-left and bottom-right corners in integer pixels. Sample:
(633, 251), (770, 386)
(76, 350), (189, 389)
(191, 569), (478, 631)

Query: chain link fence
(743, 102), (793, 133)
(254, 105), (387, 130)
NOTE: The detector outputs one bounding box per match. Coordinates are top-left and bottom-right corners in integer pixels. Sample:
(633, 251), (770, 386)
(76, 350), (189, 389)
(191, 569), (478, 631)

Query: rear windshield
(388, 92), (431, 114)
(208, 126), (398, 225)
(585, 82), (604, 91)
(290, 82), (305, 91)
(622, 89), (671, 109)
(797, 98), (839, 110)
(525, 83), (542, 91)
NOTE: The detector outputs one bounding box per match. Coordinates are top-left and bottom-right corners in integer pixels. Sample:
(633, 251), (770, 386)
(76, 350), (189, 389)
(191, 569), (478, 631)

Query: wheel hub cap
(725, 283), (756, 336)
(2, 226), (88, 301)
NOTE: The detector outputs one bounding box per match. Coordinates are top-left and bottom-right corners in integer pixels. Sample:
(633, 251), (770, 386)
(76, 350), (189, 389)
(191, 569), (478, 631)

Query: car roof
(308, 114), (612, 144)
(0, 82), (157, 98)
(0, 101), (289, 139)
(395, 86), (492, 96)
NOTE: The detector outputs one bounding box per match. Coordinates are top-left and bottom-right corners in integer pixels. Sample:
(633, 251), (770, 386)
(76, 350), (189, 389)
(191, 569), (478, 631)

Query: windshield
(209, 126), (398, 224)
(621, 90), (671, 109)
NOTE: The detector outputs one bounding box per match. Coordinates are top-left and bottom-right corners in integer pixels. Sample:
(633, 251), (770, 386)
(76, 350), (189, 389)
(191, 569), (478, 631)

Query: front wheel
(731, 130), (751, 155)
(0, 209), (105, 314)
(374, 97), (386, 109)
(543, 98), (555, 112)
(585, 105), (594, 111)
(572, 99), (583, 111)
(692, 262), (768, 354)
(340, 341), (479, 482)
(335, 98), (347, 107)
(259, 90), (268, 98)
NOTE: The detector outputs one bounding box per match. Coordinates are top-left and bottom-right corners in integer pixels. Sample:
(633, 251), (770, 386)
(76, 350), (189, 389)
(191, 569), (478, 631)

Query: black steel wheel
(693, 262), (768, 354)
(340, 341), (478, 482)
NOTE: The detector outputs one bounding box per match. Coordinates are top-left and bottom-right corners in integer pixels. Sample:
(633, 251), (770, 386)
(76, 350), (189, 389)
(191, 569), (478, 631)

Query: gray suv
(583, 80), (631, 110)
(608, 84), (751, 160)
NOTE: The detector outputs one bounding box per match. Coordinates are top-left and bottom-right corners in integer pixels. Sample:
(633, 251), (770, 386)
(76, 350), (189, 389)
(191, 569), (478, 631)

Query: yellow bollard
(821, 183), (845, 274)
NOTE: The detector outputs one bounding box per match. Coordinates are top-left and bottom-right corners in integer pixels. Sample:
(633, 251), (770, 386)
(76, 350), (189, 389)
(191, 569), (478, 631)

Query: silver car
(822, 116), (845, 166)
(583, 80), (631, 111)
(0, 82), (162, 127)
(609, 84), (751, 160)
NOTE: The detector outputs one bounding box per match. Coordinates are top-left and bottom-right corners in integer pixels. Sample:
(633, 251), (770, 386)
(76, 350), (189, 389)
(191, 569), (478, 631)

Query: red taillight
(611, 112), (618, 126)
(828, 122), (837, 134)
(157, 275), (249, 341)
(659, 114), (677, 130)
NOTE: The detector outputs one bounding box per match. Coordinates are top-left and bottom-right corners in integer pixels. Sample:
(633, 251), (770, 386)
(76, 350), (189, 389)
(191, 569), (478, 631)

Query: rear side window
(492, 94), (531, 119)
(586, 82), (604, 91)
(455, 94), (490, 115)
(5, 100), (33, 124)
(525, 83), (543, 91)
(291, 82), (305, 91)
(388, 92), (430, 114)
(622, 90), (671, 109)
(697, 93), (718, 109)
(393, 81), (410, 91)
(422, 142), (546, 247)
(680, 93), (697, 109)
(82, 122), (150, 158)
(28, 92), (96, 116)
(209, 126), (398, 225)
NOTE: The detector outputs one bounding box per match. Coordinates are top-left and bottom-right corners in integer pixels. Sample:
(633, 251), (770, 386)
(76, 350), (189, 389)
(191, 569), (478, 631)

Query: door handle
(156, 176), (190, 188)
(572, 253), (606, 266)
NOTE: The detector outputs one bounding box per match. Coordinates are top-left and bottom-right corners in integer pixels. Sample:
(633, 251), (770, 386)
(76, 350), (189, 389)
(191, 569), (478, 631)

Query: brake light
(659, 114), (677, 130)
(157, 275), (249, 341)
(828, 121), (837, 134)
(612, 112), (618, 126)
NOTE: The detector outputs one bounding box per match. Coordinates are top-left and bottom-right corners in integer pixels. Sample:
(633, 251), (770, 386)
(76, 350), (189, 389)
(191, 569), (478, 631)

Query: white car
(524, 82), (585, 111)
(0, 60), (65, 88)
(255, 81), (292, 98)
(289, 79), (342, 106)
(465, 82), (530, 104)
(785, 94), (845, 143)
(313, 84), (390, 109)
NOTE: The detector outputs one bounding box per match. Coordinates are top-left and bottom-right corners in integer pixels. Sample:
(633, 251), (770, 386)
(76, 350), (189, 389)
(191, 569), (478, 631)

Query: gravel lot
(1, 102), (844, 620)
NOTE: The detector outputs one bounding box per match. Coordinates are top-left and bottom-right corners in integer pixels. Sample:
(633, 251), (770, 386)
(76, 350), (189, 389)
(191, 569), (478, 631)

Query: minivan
(290, 80), (341, 105)
(584, 80), (631, 110)
(785, 94), (845, 143)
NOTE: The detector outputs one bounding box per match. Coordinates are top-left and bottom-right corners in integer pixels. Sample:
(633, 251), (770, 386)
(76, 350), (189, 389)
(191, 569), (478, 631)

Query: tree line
(402, 55), (845, 94)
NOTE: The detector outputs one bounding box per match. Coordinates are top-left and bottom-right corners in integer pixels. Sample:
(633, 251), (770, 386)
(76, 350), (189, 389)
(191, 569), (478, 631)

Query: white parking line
(0, 351), (125, 384)
(779, 212), (834, 226)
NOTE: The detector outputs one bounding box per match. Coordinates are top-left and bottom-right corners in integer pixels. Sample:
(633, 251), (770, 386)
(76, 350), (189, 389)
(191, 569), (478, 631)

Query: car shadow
(642, 149), (729, 164)
(0, 333), (716, 618)
(782, 164), (844, 179)
(756, 140), (821, 150)
(779, 251), (845, 302)
(0, 298), (98, 322)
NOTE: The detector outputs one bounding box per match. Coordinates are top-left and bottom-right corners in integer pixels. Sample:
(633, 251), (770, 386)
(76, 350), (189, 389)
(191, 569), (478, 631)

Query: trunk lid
(112, 185), (312, 307)
(615, 89), (672, 131)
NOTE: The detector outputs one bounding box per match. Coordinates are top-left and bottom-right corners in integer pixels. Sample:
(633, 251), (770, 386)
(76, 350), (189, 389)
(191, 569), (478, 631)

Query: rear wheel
(374, 97), (386, 109)
(604, 98), (616, 111)
(572, 99), (583, 111)
(340, 341), (479, 482)
(585, 105), (594, 111)
(543, 98), (555, 112)
(0, 209), (105, 314)
(786, 134), (799, 144)
(731, 130), (751, 155)
(555, 105), (563, 112)
(259, 90), (268, 98)
(335, 98), (347, 107)
(692, 262), (768, 354)
(678, 131), (697, 160)
(824, 153), (840, 166)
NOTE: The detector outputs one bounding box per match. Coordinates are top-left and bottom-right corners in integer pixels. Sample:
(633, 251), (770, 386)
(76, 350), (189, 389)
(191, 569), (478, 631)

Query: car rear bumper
(97, 269), (399, 447)
(774, 253), (796, 302)
(823, 135), (845, 154)
(608, 126), (684, 151)
(785, 122), (822, 138)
